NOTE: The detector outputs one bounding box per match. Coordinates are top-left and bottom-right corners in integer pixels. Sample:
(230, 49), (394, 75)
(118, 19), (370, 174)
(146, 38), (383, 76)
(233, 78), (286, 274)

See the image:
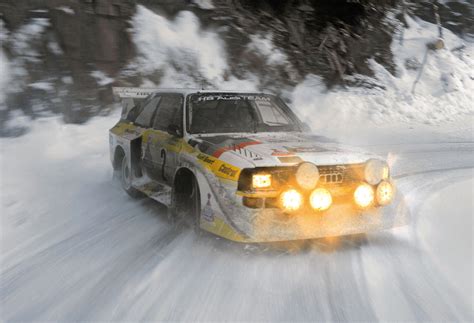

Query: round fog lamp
(295, 162), (319, 190)
(354, 183), (374, 208)
(310, 188), (332, 211)
(280, 189), (303, 211)
(376, 181), (394, 206)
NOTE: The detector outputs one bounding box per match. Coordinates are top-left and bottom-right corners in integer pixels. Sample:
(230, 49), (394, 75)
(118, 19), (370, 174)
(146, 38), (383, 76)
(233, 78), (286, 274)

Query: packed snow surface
(0, 114), (472, 321)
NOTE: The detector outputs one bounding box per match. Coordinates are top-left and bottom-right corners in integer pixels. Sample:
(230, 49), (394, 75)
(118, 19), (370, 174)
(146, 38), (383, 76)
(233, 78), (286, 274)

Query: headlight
(364, 159), (389, 185)
(252, 174), (272, 189)
(295, 162), (319, 190)
(376, 181), (394, 206)
(309, 188), (332, 211)
(280, 189), (303, 211)
(354, 183), (374, 208)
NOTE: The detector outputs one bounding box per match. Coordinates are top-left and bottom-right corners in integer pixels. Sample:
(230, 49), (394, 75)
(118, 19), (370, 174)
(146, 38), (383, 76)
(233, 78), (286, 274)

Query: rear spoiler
(112, 87), (158, 119)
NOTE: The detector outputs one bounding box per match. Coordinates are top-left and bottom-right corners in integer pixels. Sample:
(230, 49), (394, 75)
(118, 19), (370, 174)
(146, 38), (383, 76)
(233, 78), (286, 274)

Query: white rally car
(109, 87), (407, 242)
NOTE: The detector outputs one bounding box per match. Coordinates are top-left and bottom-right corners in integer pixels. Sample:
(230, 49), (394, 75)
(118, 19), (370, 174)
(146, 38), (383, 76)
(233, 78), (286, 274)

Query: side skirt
(132, 176), (172, 207)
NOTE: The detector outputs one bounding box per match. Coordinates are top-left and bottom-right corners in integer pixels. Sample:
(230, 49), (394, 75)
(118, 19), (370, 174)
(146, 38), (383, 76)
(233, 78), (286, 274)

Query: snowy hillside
(126, 6), (473, 142)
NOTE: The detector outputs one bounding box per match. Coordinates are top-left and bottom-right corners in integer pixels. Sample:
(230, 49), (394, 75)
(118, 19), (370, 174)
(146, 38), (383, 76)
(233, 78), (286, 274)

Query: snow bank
(291, 16), (473, 142)
(417, 177), (473, 309)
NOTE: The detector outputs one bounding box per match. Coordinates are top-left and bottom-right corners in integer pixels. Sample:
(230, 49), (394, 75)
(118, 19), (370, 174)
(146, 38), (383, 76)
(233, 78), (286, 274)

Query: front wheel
(120, 156), (141, 198)
(169, 175), (201, 232)
(190, 176), (201, 232)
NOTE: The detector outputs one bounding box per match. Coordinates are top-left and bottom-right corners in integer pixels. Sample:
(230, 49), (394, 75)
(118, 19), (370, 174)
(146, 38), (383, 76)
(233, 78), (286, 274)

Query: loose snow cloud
(247, 33), (288, 66)
(131, 6), (228, 85)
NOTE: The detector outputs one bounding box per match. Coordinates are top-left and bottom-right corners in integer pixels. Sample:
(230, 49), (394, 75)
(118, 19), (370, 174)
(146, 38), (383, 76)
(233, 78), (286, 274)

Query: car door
(142, 94), (184, 184)
(134, 94), (161, 177)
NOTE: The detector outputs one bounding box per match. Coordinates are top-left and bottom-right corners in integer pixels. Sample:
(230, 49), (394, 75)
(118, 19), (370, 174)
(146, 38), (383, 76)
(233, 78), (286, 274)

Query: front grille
(320, 172), (344, 183)
(318, 164), (364, 184)
(319, 166), (345, 183)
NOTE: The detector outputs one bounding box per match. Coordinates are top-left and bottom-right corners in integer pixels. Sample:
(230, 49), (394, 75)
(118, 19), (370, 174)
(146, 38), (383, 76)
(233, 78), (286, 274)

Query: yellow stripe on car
(200, 217), (246, 242)
(195, 152), (241, 182)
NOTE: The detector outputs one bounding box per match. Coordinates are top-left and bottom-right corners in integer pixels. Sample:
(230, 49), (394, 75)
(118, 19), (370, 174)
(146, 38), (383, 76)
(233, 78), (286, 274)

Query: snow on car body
(109, 87), (407, 242)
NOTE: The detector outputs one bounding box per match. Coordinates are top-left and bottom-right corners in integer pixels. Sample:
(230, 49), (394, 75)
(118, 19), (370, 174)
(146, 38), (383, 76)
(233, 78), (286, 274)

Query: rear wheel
(120, 156), (141, 198)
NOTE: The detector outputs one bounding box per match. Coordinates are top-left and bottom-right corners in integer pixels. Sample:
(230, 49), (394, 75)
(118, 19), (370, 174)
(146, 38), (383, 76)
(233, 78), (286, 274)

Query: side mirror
(167, 124), (182, 137)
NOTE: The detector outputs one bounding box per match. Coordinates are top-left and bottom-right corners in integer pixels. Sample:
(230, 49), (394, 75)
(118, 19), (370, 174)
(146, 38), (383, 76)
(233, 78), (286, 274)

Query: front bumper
(247, 194), (408, 242)
(202, 191), (409, 243)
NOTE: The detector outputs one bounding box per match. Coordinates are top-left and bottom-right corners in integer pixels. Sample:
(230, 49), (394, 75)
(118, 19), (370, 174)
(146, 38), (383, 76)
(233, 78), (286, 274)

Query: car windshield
(187, 93), (302, 134)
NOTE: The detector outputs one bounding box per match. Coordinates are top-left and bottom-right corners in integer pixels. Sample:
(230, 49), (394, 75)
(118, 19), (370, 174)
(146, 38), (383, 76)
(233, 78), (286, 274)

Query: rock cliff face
(1, 0), (135, 124)
(0, 0), (472, 130)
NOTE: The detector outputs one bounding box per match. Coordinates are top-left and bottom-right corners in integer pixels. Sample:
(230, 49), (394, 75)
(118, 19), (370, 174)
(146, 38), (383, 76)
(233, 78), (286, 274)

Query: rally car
(109, 87), (407, 242)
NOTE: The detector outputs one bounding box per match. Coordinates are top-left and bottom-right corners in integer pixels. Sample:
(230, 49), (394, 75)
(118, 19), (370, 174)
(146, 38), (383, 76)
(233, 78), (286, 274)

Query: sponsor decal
(218, 164), (238, 178)
(196, 95), (271, 102)
(195, 151), (241, 181)
(202, 193), (215, 223)
(197, 153), (215, 165)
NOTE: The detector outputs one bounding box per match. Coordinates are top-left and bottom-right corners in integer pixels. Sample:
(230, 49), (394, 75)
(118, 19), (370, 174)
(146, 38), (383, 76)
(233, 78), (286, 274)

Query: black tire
(169, 175), (201, 232)
(190, 176), (201, 233)
(120, 156), (141, 198)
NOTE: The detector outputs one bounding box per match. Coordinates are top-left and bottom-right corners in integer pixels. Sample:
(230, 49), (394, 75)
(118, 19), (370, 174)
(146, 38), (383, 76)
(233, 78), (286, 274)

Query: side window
(125, 95), (153, 122)
(153, 94), (183, 131)
(135, 96), (161, 127)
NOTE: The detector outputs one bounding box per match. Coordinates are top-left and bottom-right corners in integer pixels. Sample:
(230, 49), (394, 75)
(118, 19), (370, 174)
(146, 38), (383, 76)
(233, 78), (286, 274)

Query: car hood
(192, 132), (378, 167)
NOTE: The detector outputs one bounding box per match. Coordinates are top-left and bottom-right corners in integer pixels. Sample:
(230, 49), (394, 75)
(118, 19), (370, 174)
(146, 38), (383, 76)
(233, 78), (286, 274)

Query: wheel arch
(172, 166), (213, 210)
(173, 166), (197, 196)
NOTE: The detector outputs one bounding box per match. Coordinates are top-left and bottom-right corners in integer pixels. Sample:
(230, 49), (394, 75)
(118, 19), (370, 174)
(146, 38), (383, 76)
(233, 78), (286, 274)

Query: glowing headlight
(309, 188), (332, 211)
(364, 159), (389, 185)
(354, 183), (374, 208)
(280, 189), (303, 211)
(252, 174), (272, 189)
(295, 162), (319, 190)
(376, 181), (394, 206)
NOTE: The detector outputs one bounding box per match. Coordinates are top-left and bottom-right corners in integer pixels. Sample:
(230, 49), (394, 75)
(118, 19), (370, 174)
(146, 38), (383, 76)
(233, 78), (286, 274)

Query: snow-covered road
(1, 115), (472, 321)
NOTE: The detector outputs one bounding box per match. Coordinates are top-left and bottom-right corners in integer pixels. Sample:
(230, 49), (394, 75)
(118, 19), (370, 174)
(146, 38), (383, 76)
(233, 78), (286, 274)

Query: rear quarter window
(134, 96), (161, 127)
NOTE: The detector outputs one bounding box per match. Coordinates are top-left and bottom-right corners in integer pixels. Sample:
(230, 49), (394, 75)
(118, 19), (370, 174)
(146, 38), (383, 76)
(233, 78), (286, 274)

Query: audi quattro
(109, 87), (407, 242)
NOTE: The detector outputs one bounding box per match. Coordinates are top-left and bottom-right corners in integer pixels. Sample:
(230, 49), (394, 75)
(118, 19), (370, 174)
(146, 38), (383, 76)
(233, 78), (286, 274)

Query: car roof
(112, 87), (273, 99)
(152, 89), (271, 96)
